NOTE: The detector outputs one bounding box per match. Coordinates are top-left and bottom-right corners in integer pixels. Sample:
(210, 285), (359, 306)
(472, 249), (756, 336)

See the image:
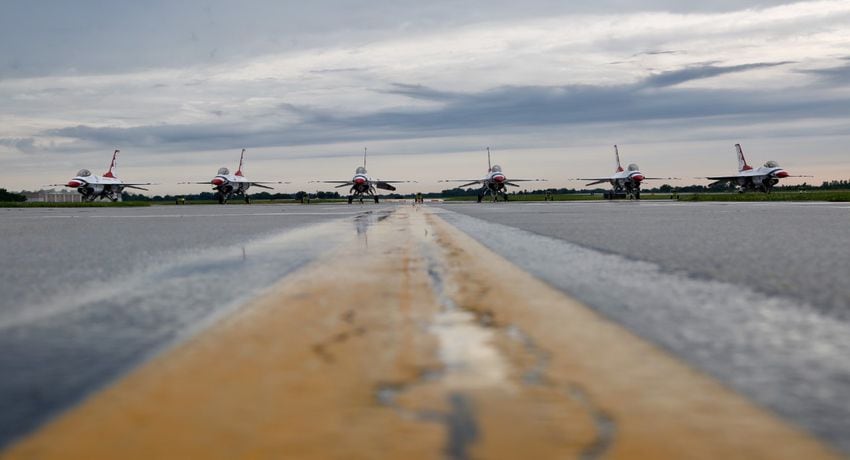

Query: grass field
(678, 190), (850, 202)
(153, 198), (349, 205)
(0, 201), (151, 208)
(445, 194), (601, 202)
(444, 193), (681, 202)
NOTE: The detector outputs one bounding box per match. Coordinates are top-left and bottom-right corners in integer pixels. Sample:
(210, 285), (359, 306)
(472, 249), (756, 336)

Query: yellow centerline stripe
(1, 207), (842, 459)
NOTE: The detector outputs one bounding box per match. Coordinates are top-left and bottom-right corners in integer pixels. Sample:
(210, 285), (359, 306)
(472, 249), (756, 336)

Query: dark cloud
(38, 61), (850, 153)
(380, 83), (459, 102)
(799, 63), (850, 85)
(0, 0), (802, 78)
(643, 62), (795, 87)
(309, 67), (372, 74)
(633, 50), (686, 57)
(0, 138), (36, 153)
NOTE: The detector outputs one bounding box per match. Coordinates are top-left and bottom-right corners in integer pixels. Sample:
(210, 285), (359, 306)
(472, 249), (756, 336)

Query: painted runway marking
(1, 208), (841, 460)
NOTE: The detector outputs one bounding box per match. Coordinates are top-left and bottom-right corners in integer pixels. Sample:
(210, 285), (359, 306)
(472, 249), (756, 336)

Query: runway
(0, 202), (847, 458)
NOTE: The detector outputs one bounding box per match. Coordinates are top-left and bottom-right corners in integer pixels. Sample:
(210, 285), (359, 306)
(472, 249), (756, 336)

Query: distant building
(22, 189), (84, 203)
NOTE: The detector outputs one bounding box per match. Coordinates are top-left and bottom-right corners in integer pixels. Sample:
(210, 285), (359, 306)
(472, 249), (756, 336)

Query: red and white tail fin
(736, 144), (752, 172)
(487, 147), (492, 172)
(236, 148), (246, 176)
(103, 149), (119, 178)
(614, 145), (624, 172)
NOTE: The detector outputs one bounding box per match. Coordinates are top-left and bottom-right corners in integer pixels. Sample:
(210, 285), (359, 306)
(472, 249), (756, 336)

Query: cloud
(0, 138), (36, 153)
(3, 0), (850, 192)
(799, 62), (850, 85)
(36, 60), (850, 153)
(643, 62), (795, 88)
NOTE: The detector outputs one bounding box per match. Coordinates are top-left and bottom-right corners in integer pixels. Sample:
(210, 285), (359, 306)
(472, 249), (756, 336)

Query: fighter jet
(704, 144), (811, 193)
(52, 149), (153, 202)
(439, 147), (545, 202)
(574, 145), (675, 199)
(311, 148), (412, 204)
(182, 149), (287, 204)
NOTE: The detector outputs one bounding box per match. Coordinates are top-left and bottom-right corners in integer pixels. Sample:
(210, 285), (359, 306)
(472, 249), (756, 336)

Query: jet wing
(702, 176), (739, 188)
(310, 180), (355, 189)
(438, 180), (484, 188)
(575, 178), (613, 186)
(121, 182), (154, 191)
(249, 181), (289, 190)
(375, 180), (415, 191)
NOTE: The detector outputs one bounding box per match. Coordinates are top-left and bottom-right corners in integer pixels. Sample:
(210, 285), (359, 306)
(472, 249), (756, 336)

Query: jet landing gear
(347, 194), (380, 204)
(244, 195), (251, 204)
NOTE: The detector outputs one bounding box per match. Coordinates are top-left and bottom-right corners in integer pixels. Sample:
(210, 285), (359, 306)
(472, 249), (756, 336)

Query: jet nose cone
(775, 170), (789, 178)
(493, 174), (506, 183)
(211, 178), (225, 186)
(354, 177), (366, 185)
(67, 179), (83, 188)
(632, 174), (645, 182)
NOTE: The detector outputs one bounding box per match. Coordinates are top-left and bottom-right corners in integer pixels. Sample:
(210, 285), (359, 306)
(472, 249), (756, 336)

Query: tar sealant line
(375, 228), (511, 460)
(434, 207), (850, 453)
(0, 210), (382, 449)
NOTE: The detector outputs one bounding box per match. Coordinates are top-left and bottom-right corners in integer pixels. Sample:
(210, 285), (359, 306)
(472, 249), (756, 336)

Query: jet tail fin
(103, 149), (119, 178)
(236, 148), (246, 176)
(736, 144), (752, 172)
(614, 145), (624, 173)
(487, 147), (492, 172)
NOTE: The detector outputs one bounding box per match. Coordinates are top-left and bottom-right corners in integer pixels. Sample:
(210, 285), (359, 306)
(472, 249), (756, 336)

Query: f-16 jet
(704, 144), (810, 193)
(182, 149), (287, 204)
(439, 148), (545, 202)
(312, 149), (412, 204)
(574, 145), (675, 199)
(52, 149), (153, 202)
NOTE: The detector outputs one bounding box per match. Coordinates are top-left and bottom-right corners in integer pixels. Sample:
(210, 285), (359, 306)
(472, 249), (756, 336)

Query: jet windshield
(76, 169), (91, 177)
(356, 166), (367, 174)
(627, 163), (640, 172)
(764, 160), (780, 168)
(491, 165), (502, 173)
(217, 167), (230, 175)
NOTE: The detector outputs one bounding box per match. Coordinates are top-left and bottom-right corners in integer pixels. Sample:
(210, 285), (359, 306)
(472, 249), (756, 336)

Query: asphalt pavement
(436, 201), (850, 452)
(0, 204), (395, 447)
(439, 201), (850, 318)
(1, 201), (849, 455)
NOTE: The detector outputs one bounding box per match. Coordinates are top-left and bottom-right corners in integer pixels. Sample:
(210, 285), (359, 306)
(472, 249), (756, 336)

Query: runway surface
(437, 201), (850, 452)
(0, 202), (847, 458)
(0, 205), (390, 446)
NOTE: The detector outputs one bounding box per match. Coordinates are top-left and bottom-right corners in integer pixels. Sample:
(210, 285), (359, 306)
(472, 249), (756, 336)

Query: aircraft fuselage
(67, 175), (126, 202)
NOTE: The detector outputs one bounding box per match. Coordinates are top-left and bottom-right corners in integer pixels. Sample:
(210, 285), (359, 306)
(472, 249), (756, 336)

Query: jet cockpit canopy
(356, 166), (367, 174)
(76, 169), (91, 177)
(764, 160), (780, 168)
(627, 163), (640, 172)
(217, 167), (230, 175)
(490, 164), (503, 173)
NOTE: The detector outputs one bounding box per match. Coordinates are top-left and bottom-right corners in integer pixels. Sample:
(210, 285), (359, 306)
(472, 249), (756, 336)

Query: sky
(1, 0), (849, 194)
